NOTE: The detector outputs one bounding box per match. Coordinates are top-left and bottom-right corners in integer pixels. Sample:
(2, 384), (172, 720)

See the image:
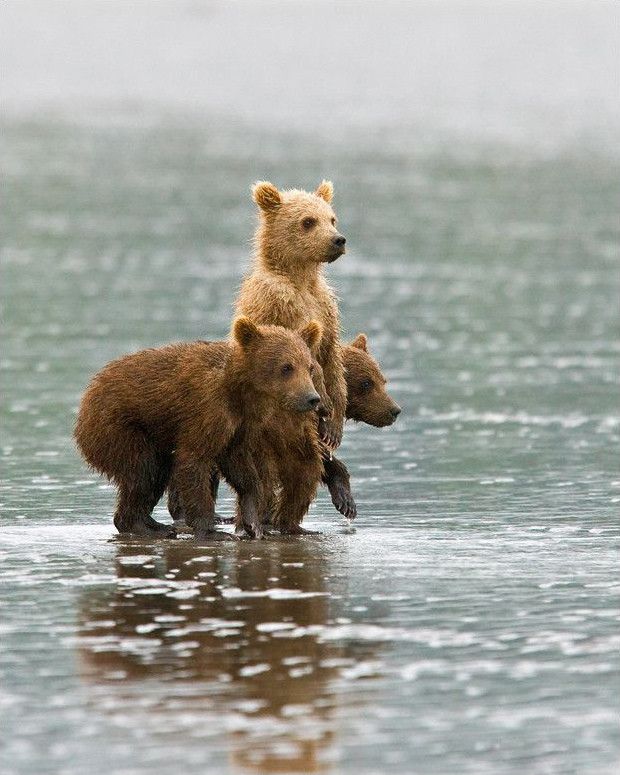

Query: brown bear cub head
(252, 180), (346, 271)
(343, 334), (401, 427)
(232, 316), (323, 413)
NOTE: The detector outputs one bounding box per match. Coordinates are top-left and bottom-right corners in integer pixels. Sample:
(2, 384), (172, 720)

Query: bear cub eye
(302, 217), (317, 230)
(281, 363), (295, 376)
(360, 379), (373, 392)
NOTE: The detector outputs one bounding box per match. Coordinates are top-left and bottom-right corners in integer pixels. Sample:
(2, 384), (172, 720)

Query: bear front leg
(317, 338), (347, 449)
(235, 492), (267, 539)
(172, 453), (236, 542)
(231, 466), (270, 539)
(167, 484), (185, 522)
(168, 469), (233, 525)
(261, 490), (279, 529)
(322, 453), (357, 520)
(273, 460), (321, 535)
(311, 359), (334, 420)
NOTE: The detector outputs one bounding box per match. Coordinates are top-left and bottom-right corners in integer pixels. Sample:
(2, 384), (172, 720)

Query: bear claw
(318, 417), (342, 450)
(328, 480), (357, 520)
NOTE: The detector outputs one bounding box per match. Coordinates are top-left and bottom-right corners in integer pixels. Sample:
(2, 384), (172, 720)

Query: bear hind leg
(113, 450), (176, 538)
(114, 482), (176, 538)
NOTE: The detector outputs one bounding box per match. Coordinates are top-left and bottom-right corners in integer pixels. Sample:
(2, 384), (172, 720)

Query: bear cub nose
(332, 235), (346, 247)
(307, 395), (321, 409)
(391, 405), (402, 419)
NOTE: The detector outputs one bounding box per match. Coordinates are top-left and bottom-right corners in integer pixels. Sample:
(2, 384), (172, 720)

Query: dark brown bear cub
(235, 333), (402, 536)
(74, 318), (321, 540)
(168, 332), (402, 529)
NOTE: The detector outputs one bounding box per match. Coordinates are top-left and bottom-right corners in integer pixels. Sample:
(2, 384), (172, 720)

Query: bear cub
(236, 180), (348, 449)
(74, 318), (321, 540)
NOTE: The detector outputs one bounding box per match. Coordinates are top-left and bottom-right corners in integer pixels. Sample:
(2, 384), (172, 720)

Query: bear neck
(255, 234), (323, 289)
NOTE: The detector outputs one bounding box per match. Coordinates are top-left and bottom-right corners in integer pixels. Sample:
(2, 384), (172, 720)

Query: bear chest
(295, 288), (328, 325)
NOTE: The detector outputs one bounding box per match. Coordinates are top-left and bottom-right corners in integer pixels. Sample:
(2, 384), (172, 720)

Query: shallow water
(2, 2), (620, 774)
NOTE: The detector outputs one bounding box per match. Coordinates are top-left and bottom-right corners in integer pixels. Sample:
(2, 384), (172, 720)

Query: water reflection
(76, 538), (378, 773)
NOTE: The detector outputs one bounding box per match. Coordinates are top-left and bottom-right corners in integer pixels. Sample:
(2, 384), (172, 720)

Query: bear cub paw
(328, 479), (357, 520)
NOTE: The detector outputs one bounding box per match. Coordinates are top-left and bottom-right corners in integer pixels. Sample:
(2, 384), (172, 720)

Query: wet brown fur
(74, 319), (320, 539)
(167, 333), (401, 529)
(343, 334), (401, 428)
(260, 334), (401, 529)
(227, 321), (324, 538)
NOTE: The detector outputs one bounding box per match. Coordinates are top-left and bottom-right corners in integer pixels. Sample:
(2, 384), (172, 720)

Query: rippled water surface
(1, 3), (619, 774)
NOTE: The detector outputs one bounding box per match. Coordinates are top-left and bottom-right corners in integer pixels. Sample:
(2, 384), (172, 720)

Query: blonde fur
(236, 181), (347, 446)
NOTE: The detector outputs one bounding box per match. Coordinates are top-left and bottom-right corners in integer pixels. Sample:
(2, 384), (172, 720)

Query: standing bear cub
(236, 180), (347, 449)
(74, 318), (321, 540)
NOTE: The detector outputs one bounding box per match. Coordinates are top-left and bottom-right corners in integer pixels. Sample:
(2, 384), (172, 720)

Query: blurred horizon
(2, 0), (619, 153)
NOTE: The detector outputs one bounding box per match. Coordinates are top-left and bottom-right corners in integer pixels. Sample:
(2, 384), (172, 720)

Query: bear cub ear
(350, 333), (368, 352)
(252, 181), (281, 212)
(298, 320), (323, 356)
(233, 316), (263, 349)
(315, 179), (334, 203)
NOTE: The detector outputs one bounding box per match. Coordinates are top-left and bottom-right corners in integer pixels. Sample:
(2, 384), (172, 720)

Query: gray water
(1, 2), (619, 774)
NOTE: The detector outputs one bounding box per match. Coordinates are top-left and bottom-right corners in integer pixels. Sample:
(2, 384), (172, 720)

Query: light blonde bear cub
(235, 180), (347, 448)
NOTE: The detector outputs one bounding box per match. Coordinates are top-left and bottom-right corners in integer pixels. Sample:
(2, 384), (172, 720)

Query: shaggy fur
(343, 334), (401, 428)
(167, 333), (401, 531)
(235, 180), (348, 448)
(262, 333), (402, 530)
(249, 332), (402, 532)
(231, 398), (325, 538)
(74, 318), (321, 539)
